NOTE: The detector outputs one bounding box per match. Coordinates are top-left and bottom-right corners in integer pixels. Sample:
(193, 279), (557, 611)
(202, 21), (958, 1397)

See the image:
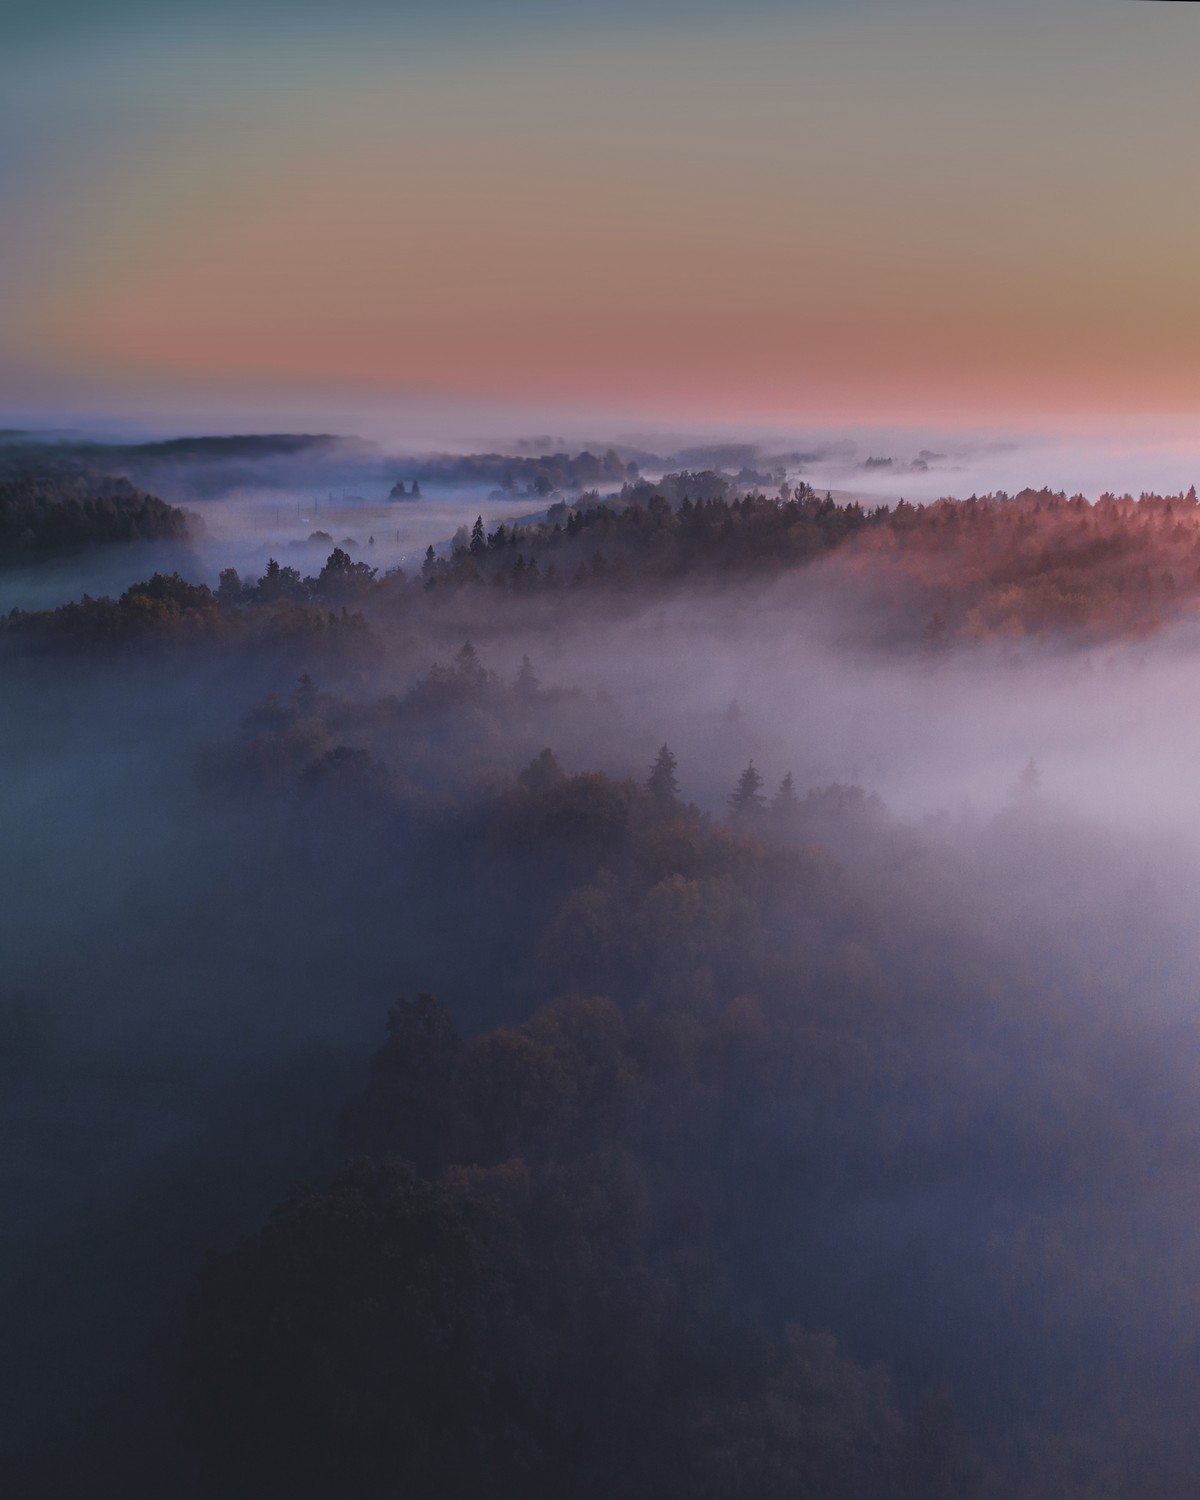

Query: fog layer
(4, 448), (1200, 1495)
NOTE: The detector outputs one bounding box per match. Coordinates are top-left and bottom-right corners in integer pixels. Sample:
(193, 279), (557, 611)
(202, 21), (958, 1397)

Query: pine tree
(729, 762), (765, 817)
(771, 771), (798, 813)
(470, 515), (487, 557)
(646, 744), (680, 805)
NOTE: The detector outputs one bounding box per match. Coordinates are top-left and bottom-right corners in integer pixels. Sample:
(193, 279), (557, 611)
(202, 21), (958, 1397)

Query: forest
(6, 465), (1200, 1497)
(0, 471), (189, 554)
(10, 478), (1200, 648)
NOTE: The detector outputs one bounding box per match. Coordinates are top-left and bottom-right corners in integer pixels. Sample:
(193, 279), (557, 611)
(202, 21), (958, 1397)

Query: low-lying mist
(5, 439), (1200, 1496)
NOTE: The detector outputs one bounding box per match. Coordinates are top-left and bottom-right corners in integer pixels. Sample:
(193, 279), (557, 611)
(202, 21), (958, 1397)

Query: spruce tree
(729, 762), (765, 817)
(646, 744), (680, 805)
(772, 771), (798, 813)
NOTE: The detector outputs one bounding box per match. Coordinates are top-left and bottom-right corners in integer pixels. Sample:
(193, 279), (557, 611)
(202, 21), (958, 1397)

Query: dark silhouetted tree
(771, 771), (798, 814)
(518, 747), (564, 791)
(217, 567), (243, 605)
(316, 547), (376, 600)
(646, 744), (680, 806)
(455, 640), (486, 688)
(729, 762), (765, 818)
(256, 557), (303, 602)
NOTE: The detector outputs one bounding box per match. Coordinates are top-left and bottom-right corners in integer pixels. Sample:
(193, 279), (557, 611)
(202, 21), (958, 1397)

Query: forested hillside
(0, 471), (189, 553)
(6, 478), (1200, 1497)
(10, 482), (1200, 647)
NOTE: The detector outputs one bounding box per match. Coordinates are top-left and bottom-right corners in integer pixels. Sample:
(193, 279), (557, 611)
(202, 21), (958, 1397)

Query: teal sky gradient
(2, 0), (1198, 435)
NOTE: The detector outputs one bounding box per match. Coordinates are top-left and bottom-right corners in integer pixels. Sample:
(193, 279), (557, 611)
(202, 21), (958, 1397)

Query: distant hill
(0, 431), (360, 469)
(0, 472), (189, 554)
(0, 432), (380, 502)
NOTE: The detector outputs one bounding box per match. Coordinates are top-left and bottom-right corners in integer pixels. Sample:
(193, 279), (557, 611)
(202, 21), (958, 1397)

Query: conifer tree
(729, 762), (765, 817)
(646, 744), (680, 805)
(772, 771), (798, 813)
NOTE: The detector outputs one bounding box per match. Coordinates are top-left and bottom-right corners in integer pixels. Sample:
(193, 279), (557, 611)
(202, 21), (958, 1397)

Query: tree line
(9, 482), (1200, 652)
(0, 472), (189, 553)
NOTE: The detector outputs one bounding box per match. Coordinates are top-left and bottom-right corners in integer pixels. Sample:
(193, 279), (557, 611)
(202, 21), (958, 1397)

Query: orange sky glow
(4, 2), (1200, 432)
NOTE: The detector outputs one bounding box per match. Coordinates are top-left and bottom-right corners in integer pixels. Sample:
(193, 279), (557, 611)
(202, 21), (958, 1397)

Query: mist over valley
(4, 429), (1200, 1495)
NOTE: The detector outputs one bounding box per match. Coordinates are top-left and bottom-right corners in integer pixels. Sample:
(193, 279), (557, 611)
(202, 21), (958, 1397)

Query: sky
(2, 0), (1199, 442)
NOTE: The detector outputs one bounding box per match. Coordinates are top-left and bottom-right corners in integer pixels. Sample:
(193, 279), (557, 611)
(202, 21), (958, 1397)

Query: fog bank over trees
(5, 441), (1200, 1496)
